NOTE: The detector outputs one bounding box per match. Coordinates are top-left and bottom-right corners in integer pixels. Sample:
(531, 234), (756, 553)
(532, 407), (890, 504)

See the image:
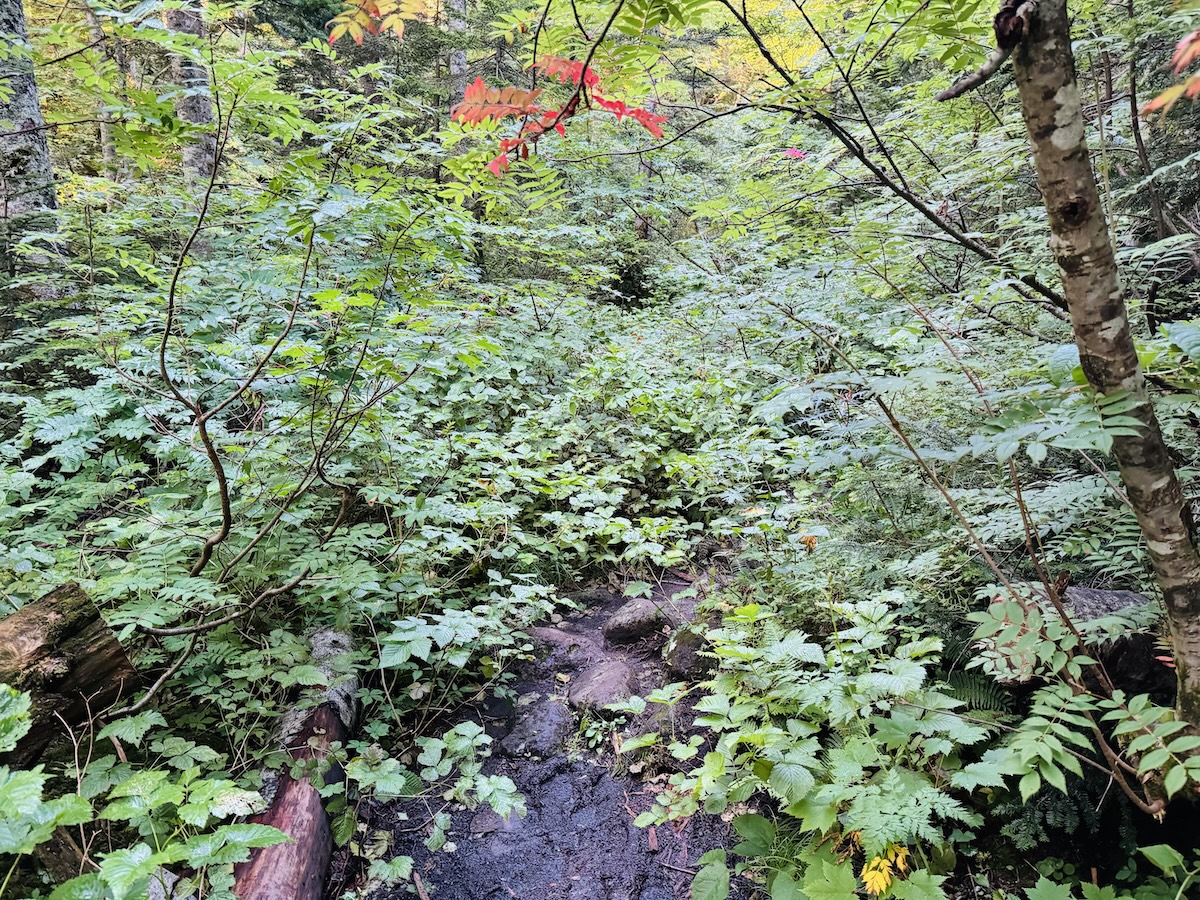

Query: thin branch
(936, 0), (1038, 101)
(936, 45), (1016, 101)
(138, 570), (307, 637)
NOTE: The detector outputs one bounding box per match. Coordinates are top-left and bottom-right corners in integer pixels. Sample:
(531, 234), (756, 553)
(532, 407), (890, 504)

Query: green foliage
(10, 0), (1200, 896)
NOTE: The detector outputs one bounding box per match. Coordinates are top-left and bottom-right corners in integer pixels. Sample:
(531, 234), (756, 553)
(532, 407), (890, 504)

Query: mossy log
(0, 583), (137, 767)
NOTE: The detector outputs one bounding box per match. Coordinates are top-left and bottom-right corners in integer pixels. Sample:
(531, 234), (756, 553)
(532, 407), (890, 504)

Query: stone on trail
(602, 597), (671, 643)
(662, 627), (712, 679)
(499, 693), (573, 758)
(469, 808), (523, 836)
(567, 661), (637, 709)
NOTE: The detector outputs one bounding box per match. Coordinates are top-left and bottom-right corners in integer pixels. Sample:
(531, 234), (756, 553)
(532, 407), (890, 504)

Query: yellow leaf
(861, 858), (893, 897)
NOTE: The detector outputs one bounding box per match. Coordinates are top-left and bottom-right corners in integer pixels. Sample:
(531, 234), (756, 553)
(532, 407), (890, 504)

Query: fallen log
(0, 583), (137, 768)
(234, 629), (356, 900)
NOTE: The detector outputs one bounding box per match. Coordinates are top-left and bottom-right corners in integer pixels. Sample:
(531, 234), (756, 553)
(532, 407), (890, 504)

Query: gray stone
(499, 695), (572, 757)
(602, 597), (671, 643)
(1064, 586), (1152, 622)
(567, 662), (637, 710)
(529, 626), (603, 666)
(663, 627), (713, 678)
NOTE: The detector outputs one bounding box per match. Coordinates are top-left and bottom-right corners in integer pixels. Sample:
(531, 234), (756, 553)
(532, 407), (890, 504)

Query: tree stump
(0, 583), (136, 767)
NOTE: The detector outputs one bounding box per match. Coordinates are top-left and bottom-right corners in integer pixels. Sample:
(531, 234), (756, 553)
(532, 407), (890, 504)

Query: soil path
(357, 580), (741, 900)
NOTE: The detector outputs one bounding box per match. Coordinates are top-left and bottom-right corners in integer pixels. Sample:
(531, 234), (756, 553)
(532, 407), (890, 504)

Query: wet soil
(352, 580), (745, 900)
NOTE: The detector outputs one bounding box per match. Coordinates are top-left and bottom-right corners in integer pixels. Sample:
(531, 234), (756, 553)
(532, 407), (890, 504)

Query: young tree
(0, 0), (56, 277)
(946, 0), (1200, 725)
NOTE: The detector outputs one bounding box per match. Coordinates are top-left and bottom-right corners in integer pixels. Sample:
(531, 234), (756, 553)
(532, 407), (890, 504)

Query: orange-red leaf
(629, 107), (666, 138)
(453, 78), (543, 124)
(487, 153), (510, 176)
(534, 56), (599, 88)
(1174, 29), (1200, 73)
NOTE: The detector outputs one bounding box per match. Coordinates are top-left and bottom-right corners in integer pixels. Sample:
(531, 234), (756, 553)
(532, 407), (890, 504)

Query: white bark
(1011, 0), (1200, 725)
(447, 0), (467, 106)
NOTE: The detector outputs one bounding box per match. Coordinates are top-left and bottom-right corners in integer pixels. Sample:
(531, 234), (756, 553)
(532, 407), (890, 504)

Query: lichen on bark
(1012, 0), (1200, 726)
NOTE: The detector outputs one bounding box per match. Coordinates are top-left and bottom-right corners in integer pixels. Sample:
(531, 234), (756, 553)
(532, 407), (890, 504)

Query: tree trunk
(0, 0), (57, 278)
(83, 3), (118, 175)
(163, 4), (216, 180)
(1010, 0), (1200, 724)
(233, 630), (356, 900)
(446, 0), (468, 107)
(0, 584), (138, 767)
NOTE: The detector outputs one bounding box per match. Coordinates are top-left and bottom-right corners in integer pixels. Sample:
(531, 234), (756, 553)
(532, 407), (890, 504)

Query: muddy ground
(335, 578), (749, 900)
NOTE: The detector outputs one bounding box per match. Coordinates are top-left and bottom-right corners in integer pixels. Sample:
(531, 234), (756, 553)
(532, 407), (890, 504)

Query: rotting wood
(233, 629), (356, 900)
(0, 583), (137, 768)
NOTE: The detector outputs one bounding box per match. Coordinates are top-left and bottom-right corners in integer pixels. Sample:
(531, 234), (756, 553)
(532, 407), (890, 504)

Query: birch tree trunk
(0, 0), (57, 278)
(1010, 0), (1200, 724)
(163, 3), (216, 180)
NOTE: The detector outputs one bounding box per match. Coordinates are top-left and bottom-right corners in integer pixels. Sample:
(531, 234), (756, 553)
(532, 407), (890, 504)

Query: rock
(602, 597), (671, 643)
(663, 627), (713, 679)
(1064, 586), (1151, 622)
(567, 662), (637, 710)
(499, 694), (572, 757)
(564, 586), (616, 607)
(529, 626), (603, 667)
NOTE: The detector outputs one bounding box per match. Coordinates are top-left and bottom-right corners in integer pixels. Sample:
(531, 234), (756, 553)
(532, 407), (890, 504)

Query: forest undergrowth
(8, 0), (1200, 897)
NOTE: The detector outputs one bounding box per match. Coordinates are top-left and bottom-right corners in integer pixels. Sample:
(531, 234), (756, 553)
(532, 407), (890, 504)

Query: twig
(937, 0), (1038, 101)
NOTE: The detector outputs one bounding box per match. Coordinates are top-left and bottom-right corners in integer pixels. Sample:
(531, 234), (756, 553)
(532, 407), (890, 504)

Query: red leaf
(453, 78), (543, 124)
(487, 153), (510, 176)
(593, 95), (628, 121)
(629, 107), (666, 138)
(534, 56), (599, 88)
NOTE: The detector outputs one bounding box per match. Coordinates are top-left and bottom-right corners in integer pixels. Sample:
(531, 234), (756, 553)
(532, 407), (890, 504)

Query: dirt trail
(358, 580), (741, 900)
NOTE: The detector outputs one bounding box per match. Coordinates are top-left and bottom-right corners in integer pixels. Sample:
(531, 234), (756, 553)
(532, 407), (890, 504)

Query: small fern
(943, 670), (1014, 715)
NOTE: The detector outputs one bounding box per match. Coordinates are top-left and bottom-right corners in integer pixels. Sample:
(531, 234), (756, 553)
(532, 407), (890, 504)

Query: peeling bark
(0, 0), (57, 278)
(1011, 0), (1200, 725)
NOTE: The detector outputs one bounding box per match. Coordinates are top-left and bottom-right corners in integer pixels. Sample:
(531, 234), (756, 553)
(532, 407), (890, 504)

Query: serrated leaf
(801, 860), (858, 900)
(692, 861), (730, 900)
(892, 870), (948, 900)
(97, 711), (168, 748)
(1023, 877), (1075, 900)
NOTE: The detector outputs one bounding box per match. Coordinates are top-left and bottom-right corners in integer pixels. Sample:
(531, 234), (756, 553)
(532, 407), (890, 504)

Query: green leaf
(692, 861), (731, 900)
(1019, 770), (1041, 802)
(0, 685), (32, 753)
(49, 874), (108, 900)
(1140, 844), (1185, 875)
(732, 813), (775, 854)
(97, 711), (168, 748)
(98, 843), (160, 899)
(768, 760), (815, 804)
(1024, 877), (1076, 900)
(892, 870), (949, 900)
(1047, 345), (1081, 387)
(771, 870), (803, 900)
(1163, 763), (1189, 798)
(801, 860), (858, 900)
